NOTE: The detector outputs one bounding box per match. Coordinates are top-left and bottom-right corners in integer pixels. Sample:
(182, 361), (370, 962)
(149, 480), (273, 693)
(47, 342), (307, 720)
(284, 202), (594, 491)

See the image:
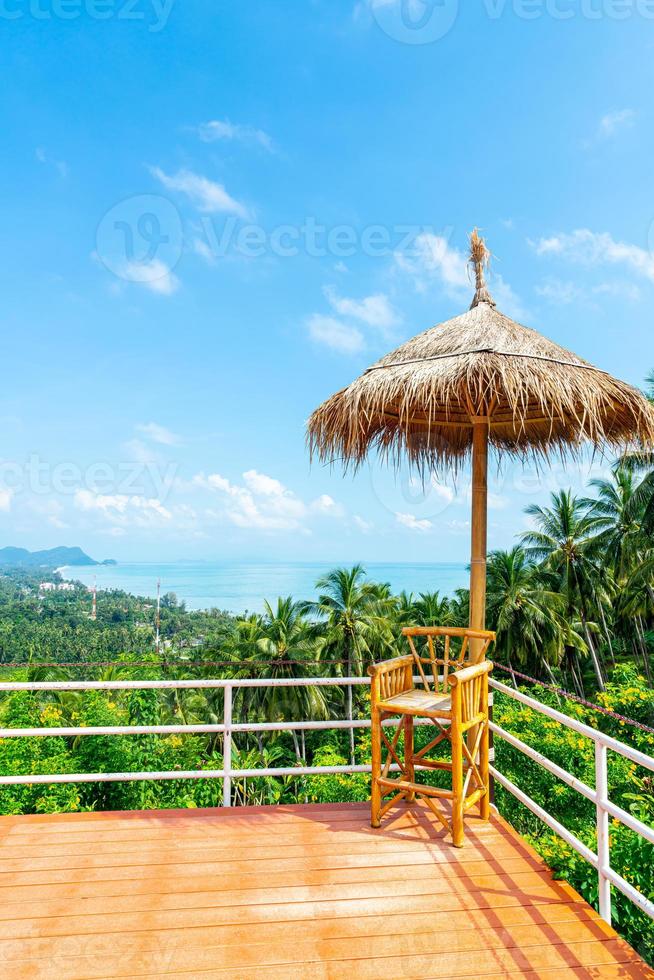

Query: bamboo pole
(469, 417), (489, 663)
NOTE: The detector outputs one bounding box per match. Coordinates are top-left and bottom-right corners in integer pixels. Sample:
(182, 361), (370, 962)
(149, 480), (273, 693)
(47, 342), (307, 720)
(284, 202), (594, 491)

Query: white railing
(0, 676), (433, 809)
(1, 673), (653, 929)
(489, 677), (654, 928)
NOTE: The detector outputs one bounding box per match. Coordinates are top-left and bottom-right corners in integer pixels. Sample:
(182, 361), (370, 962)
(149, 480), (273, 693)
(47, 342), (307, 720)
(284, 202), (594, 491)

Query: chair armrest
(368, 655), (414, 704)
(449, 660), (493, 687)
(367, 655), (414, 678)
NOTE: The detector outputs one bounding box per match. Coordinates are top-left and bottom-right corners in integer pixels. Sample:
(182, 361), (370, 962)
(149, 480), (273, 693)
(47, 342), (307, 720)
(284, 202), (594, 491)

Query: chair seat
(378, 688), (451, 717)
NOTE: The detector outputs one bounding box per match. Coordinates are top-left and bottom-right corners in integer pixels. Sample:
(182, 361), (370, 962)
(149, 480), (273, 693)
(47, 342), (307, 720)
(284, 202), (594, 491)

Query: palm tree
(521, 489), (605, 693)
(412, 591), (454, 627)
(229, 598), (328, 762)
(584, 468), (646, 583)
(302, 565), (394, 764)
(486, 547), (579, 682)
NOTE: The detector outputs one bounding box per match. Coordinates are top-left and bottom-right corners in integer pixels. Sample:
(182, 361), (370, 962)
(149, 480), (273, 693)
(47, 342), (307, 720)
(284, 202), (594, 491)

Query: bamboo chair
(368, 626), (495, 847)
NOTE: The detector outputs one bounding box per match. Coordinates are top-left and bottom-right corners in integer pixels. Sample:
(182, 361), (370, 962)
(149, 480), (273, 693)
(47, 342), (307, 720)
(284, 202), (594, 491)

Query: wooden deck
(0, 802), (651, 979)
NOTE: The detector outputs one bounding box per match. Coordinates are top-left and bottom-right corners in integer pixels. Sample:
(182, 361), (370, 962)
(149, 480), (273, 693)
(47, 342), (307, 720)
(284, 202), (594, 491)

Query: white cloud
(491, 274), (529, 321)
(36, 147), (68, 178)
(150, 166), (250, 219)
(307, 314), (365, 354)
(193, 237), (217, 265)
(395, 232), (525, 313)
(324, 287), (400, 332)
(353, 515), (373, 533)
(446, 519), (470, 533)
(122, 259), (180, 296)
(197, 119), (274, 152)
(242, 470), (287, 497)
(307, 289), (399, 356)
(310, 494), (345, 517)
(395, 512), (432, 532)
(597, 109), (636, 141)
(395, 232), (469, 293)
(0, 489), (13, 512)
(196, 470), (344, 532)
(28, 498), (68, 529)
(136, 422), (181, 446)
(74, 490), (172, 525)
(535, 278), (581, 305)
(530, 229), (654, 283)
(536, 276), (641, 307)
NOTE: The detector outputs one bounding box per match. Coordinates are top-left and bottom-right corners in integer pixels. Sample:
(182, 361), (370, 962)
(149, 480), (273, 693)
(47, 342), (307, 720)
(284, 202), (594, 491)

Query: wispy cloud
(121, 258), (180, 295)
(195, 469), (343, 532)
(35, 147), (69, 178)
(395, 512), (432, 532)
(0, 489), (13, 513)
(74, 489), (172, 525)
(324, 287), (400, 333)
(395, 231), (526, 315)
(530, 229), (654, 283)
(307, 288), (400, 355)
(395, 232), (468, 294)
(306, 313), (365, 354)
(597, 109), (636, 141)
(150, 166), (251, 219)
(136, 422), (181, 446)
(197, 119), (274, 153)
(535, 276), (641, 306)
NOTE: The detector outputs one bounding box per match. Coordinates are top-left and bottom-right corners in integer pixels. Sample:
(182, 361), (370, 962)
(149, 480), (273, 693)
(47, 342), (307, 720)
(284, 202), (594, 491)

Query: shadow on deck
(0, 801), (651, 979)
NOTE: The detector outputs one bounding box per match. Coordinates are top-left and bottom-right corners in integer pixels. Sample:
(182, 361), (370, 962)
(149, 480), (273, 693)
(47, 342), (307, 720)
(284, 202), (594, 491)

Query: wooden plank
(0, 875), (590, 941)
(0, 854), (547, 906)
(0, 905), (608, 964)
(0, 814), (504, 850)
(0, 828), (542, 870)
(0, 938), (647, 980)
(0, 828), (542, 862)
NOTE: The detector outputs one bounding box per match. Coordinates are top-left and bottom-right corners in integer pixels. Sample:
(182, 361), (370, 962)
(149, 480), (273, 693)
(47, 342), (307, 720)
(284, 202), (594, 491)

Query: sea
(61, 562), (469, 615)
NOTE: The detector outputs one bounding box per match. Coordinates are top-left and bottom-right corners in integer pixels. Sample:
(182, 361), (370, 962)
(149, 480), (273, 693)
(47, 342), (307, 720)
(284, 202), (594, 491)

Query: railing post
(595, 741), (611, 924)
(223, 683), (233, 808)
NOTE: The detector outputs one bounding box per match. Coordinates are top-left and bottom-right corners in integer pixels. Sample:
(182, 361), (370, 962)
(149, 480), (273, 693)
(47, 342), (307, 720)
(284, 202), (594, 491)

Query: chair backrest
(402, 626), (495, 695)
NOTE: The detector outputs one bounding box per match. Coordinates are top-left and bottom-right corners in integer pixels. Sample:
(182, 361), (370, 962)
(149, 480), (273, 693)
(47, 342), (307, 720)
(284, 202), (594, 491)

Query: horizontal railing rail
(1, 671), (653, 930)
(489, 676), (654, 928)
(0, 676), (436, 805)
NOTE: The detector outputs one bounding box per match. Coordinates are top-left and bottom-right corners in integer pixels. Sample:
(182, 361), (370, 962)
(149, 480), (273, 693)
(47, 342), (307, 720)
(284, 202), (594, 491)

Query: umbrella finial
(469, 229), (496, 309)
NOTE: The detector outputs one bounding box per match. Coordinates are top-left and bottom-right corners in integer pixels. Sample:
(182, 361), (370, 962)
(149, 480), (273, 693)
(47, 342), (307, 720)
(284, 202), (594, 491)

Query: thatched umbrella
(308, 231), (654, 659)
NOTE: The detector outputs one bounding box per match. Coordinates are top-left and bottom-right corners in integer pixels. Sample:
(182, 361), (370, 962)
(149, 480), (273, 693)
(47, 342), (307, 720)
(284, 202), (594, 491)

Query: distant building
(40, 582), (75, 593)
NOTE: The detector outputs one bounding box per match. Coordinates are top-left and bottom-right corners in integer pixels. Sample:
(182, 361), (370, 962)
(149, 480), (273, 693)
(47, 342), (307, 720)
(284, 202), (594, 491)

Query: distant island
(0, 547), (116, 568)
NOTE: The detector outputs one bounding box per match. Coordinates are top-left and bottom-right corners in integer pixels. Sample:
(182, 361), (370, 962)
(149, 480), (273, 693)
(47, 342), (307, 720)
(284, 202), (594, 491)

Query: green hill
(0, 546), (106, 568)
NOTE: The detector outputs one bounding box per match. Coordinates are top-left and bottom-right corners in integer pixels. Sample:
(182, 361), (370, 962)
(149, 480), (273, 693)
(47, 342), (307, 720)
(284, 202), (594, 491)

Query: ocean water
(61, 561), (469, 615)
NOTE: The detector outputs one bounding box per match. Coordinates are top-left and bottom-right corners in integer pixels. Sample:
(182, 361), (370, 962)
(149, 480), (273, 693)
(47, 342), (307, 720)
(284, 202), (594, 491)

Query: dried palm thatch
(308, 231), (654, 472)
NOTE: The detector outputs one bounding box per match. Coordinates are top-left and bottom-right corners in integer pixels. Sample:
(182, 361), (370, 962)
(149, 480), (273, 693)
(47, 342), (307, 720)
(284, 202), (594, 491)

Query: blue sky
(1, 0), (653, 562)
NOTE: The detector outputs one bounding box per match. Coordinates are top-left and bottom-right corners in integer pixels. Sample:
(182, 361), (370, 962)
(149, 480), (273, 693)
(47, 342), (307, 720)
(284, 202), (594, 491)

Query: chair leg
(479, 706), (490, 822)
(404, 715), (415, 803)
(370, 706), (382, 828)
(450, 701), (465, 848)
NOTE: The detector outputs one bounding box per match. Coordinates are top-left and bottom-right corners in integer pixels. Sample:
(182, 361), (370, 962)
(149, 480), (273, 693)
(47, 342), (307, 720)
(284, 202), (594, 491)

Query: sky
(0, 0), (653, 563)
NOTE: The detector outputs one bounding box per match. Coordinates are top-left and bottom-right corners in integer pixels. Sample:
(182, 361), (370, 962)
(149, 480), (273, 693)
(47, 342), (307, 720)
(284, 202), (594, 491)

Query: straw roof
(308, 232), (654, 471)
